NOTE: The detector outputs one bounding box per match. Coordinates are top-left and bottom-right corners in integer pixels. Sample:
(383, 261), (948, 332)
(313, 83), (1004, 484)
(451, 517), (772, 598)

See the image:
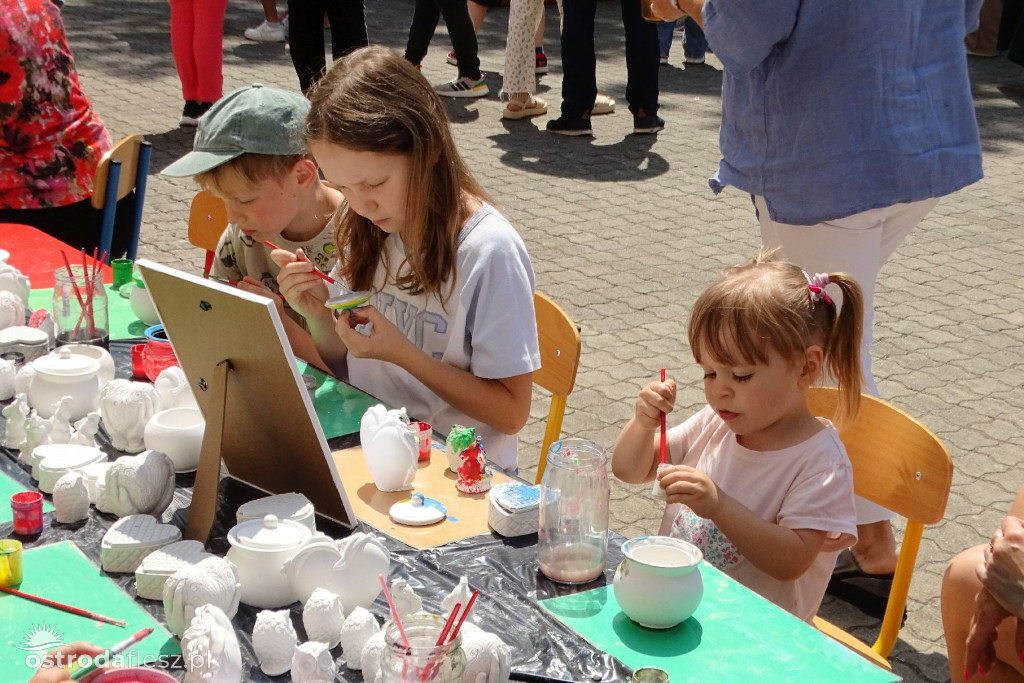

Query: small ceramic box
(487, 482), (540, 538)
(236, 493), (316, 533)
(135, 540), (215, 600)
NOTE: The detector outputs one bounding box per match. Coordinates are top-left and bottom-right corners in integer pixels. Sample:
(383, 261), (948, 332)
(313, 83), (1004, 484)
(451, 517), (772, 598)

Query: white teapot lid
(34, 348), (100, 377)
(230, 514), (309, 550)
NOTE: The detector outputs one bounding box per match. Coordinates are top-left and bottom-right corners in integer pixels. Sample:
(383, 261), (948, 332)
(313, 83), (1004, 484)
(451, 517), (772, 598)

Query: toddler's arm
(612, 379), (676, 484)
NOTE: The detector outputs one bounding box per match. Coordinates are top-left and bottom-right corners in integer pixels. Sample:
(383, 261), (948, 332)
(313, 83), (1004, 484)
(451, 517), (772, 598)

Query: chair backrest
(91, 134), (152, 261)
(532, 292), (581, 484)
(808, 386), (953, 665)
(187, 191), (229, 276)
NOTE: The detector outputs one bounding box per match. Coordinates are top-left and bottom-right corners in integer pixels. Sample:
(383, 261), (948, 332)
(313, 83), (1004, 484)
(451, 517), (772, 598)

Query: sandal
(502, 95), (547, 120)
(826, 548), (905, 623)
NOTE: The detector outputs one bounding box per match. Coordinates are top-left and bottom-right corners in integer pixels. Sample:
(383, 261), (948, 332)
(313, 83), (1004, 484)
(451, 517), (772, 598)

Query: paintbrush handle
(0, 585), (126, 627)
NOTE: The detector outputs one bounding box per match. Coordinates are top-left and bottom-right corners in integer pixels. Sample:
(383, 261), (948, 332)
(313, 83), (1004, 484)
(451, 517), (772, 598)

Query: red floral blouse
(0, 0), (112, 209)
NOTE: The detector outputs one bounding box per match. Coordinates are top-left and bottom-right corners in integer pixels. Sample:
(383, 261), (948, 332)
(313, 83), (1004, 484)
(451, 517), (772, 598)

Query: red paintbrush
(659, 368), (667, 464)
(0, 585), (126, 627)
(264, 240), (337, 284)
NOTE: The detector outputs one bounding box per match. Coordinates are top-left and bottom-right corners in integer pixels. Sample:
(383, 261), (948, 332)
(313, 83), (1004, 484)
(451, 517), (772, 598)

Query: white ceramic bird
(442, 576), (474, 616)
(52, 471), (90, 524)
(252, 609), (298, 677)
(21, 414), (51, 465)
(163, 556), (242, 638)
(47, 396), (76, 444)
(2, 393), (30, 449)
(302, 588), (344, 649)
(390, 578), (422, 619)
(291, 641), (337, 683)
(71, 411), (102, 447)
(182, 604), (243, 683)
(340, 606), (380, 671)
(104, 450), (176, 518)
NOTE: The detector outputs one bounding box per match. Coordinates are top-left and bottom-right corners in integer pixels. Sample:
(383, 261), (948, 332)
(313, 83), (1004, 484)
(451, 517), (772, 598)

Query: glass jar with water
(537, 438), (610, 584)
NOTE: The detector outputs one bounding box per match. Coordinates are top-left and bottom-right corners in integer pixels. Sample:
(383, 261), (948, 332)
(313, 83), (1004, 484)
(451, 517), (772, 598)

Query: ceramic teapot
(612, 535), (704, 629)
(359, 404), (418, 492)
(226, 514), (312, 608)
(28, 348), (101, 421)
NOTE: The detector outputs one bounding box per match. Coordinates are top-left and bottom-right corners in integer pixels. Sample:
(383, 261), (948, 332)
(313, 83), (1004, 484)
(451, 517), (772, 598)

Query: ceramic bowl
(612, 535), (703, 629)
(144, 407), (205, 472)
(125, 273), (161, 326)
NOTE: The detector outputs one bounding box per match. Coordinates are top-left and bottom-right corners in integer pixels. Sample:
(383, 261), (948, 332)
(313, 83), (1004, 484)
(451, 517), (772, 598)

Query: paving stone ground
(56, 1), (1024, 679)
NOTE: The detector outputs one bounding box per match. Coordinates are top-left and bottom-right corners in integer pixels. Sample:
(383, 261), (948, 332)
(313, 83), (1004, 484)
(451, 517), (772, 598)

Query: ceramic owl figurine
(0, 355), (16, 400)
(460, 622), (512, 683)
(390, 578), (422, 618)
(302, 588), (344, 649)
(0, 290), (26, 333)
(0, 262), (30, 304)
(52, 471), (90, 524)
(2, 393), (30, 449)
(358, 626), (387, 679)
(340, 606), (380, 670)
(163, 557), (242, 638)
(360, 404), (417, 492)
(181, 604), (242, 683)
(100, 379), (161, 452)
(252, 609), (298, 676)
(104, 450), (176, 518)
(291, 641), (337, 683)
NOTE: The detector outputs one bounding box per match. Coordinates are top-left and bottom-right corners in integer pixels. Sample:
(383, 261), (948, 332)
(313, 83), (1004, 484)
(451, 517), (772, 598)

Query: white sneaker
(434, 75), (489, 98)
(592, 94), (615, 115)
(245, 20), (286, 43)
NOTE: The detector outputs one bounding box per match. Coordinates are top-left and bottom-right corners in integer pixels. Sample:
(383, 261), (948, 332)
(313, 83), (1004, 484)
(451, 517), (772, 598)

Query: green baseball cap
(161, 84), (311, 177)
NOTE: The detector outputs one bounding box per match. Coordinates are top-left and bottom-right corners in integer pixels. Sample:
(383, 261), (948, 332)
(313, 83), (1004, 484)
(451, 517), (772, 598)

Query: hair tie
(802, 271), (834, 306)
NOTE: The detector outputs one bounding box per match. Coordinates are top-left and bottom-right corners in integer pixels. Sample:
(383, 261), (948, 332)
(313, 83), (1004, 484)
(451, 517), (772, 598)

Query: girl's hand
(270, 248), (331, 320)
(28, 642), (105, 682)
(236, 276), (285, 312)
(635, 378), (676, 431)
(334, 305), (416, 364)
(661, 465), (720, 518)
(979, 516), (1024, 619)
(963, 588), (1022, 679)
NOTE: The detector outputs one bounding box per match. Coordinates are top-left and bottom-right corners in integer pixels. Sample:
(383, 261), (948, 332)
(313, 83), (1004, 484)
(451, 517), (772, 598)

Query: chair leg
(126, 141), (152, 262)
(204, 252), (215, 277)
(535, 395), (567, 484)
(97, 160), (121, 262)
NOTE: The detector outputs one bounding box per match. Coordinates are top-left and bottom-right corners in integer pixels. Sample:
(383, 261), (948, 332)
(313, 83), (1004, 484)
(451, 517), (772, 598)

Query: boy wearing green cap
(162, 84), (339, 368)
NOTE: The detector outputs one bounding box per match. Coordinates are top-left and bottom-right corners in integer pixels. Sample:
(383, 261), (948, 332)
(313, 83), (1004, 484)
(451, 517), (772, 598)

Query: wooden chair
(532, 292), (581, 484)
(808, 386), (953, 670)
(187, 190), (228, 276)
(92, 134), (152, 262)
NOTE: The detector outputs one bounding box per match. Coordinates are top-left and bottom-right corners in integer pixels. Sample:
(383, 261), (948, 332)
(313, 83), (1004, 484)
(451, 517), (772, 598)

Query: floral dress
(0, 0), (111, 210)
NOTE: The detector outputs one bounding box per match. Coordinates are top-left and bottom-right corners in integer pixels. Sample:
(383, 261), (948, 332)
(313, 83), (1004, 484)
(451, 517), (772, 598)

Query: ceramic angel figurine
(182, 604), (243, 683)
(2, 393), (30, 449)
(47, 397), (76, 444)
(390, 578), (422, 619)
(21, 414), (52, 465)
(302, 588), (344, 649)
(71, 412), (102, 447)
(163, 556), (242, 638)
(0, 355), (16, 400)
(444, 424), (476, 471)
(360, 404), (417, 492)
(456, 435), (492, 494)
(252, 609), (298, 676)
(0, 290), (26, 332)
(340, 606), (380, 670)
(104, 450), (176, 518)
(460, 622), (512, 683)
(52, 471), (90, 524)
(291, 641), (337, 683)
(100, 379), (161, 452)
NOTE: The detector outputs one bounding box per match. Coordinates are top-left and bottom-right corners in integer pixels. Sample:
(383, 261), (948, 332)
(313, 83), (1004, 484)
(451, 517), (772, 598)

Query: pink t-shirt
(658, 405), (857, 622)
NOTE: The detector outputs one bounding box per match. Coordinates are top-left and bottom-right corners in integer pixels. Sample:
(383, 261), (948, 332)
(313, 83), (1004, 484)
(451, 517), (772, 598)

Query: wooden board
(135, 259), (355, 531)
(332, 446), (512, 549)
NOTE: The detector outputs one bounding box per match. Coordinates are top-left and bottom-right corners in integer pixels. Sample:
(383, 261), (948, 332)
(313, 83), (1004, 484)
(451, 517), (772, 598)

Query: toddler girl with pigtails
(612, 249), (864, 622)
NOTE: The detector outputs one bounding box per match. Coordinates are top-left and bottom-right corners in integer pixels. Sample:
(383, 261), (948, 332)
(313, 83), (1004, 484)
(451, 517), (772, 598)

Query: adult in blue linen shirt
(651, 0), (984, 619)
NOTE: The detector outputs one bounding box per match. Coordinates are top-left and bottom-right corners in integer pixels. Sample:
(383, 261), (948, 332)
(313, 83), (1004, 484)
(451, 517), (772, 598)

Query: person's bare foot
(850, 520), (899, 575)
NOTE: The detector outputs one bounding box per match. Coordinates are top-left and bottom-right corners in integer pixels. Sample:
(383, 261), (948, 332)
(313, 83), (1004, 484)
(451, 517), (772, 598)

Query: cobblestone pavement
(58, 0), (1024, 679)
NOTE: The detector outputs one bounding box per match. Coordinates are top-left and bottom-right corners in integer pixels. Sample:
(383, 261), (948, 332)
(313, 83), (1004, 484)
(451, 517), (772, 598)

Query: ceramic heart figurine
(2, 393), (30, 449)
(163, 556), (242, 638)
(100, 379), (162, 452)
(0, 355), (16, 400)
(104, 450), (176, 518)
(182, 604), (242, 683)
(52, 471), (90, 524)
(0, 262), (30, 304)
(291, 641), (337, 683)
(252, 609), (298, 677)
(359, 404), (417, 492)
(340, 606), (380, 671)
(0, 290), (26, 332)
(460, 622), (512, 683)
(302, 588), (344, 649)
(282, 531), (391, 609)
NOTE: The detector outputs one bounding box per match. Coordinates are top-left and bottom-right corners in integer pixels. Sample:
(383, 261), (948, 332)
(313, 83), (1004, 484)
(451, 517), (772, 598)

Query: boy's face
(207, 166), (301, 241)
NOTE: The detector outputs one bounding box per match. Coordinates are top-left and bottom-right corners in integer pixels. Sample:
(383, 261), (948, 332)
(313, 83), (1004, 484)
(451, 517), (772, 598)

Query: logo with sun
(15, 623), (65, 652)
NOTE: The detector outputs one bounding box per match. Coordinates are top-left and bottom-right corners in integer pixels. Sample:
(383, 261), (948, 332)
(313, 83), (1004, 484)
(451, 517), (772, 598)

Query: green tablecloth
(29, 285), (151, 341)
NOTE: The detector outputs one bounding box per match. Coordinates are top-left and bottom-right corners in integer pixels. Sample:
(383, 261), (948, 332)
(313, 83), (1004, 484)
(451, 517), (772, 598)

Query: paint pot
(11, 491), (44, 536)
(91, 668), (179, 682)
(410, 421), (432, 461)
(0, 539), (23, 586)
(632, 667), (670, 683)
(140, 325), (179, 382)
(612, 536), (703, 629)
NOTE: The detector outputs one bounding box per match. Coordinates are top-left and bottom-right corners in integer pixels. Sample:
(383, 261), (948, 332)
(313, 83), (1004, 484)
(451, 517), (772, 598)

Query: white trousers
(502, 0), (547, 96)
(754, 194), (940, 524)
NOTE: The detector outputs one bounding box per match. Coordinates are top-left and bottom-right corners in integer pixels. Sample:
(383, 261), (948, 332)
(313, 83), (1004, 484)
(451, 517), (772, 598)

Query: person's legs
(621, 0), (659, 117)
(657, 21), (676, 59)
(168, 0), (198, 101)
(437, 0), (482, 79)
(325, 0), (368, 62)
(534, 4), (546, 47)
(405, 0), (442, 67)
(468, 0), (488, 31)
(261, 0), (280, 22)
(504, 0), (544, 96)
(558, 0), (597, 117)
(192, 0), (229, 104)
(288, 0), (328, 93)
(681, 16), (707, 60)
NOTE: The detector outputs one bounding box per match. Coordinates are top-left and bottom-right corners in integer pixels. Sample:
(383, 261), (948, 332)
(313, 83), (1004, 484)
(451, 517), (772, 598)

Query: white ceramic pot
(128, 275), (161, 326)
(612, 536), (704, 629)
(144, 407), (205, 472)
(236, 493), (315, 533)
(28, 348), (101, 420)
(226, 514), (312, 609)
(59, 343), (116, 387)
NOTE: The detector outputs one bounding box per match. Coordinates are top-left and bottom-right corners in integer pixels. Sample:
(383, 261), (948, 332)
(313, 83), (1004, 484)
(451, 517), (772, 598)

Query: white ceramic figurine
(252, 609), (298, 676)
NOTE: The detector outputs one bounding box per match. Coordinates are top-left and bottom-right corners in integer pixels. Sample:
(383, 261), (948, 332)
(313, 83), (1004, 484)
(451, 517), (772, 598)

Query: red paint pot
(11, 491), (44, 536)
(410, 422), (432, 461)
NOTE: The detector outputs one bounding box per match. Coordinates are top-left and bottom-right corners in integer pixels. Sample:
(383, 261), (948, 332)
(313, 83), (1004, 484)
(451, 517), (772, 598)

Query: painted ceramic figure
(2, 393), (30, 449)
(360, 404), (418, 492)
(302, 587), (344, 648)
(291, 641), (337, 683)
(182, 604), (243, 683)
(456, 435), (492, 494)
(252, 609), (298, 676)
(444, 424), (476, 471)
